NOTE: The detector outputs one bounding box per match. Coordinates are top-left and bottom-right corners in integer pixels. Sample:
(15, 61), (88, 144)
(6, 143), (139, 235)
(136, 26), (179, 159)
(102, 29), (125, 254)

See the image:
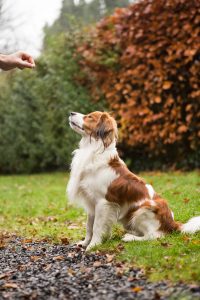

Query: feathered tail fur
(181, 216), (200, 234)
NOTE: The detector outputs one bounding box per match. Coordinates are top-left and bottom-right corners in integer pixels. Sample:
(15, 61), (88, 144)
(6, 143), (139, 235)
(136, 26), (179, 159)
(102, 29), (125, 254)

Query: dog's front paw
(85, 241), (99, 252)
(75, 240), (90, 248)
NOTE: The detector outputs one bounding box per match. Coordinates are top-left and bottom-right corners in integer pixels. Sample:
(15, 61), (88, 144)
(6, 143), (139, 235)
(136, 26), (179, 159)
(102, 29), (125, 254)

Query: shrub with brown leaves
(76, 0), (200, 169)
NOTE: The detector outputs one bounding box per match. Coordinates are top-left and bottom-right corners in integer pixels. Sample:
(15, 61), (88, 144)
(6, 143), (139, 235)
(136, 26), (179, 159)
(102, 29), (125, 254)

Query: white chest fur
(67, 137), (119, 211)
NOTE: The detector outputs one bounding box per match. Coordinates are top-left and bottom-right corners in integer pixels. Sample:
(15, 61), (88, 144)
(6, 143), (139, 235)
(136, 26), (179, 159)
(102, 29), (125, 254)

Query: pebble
(0, 237), (199, 300)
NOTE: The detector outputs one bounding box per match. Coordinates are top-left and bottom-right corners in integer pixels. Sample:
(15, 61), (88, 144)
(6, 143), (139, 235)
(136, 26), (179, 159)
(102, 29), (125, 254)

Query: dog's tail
(180, 216), (200, 234)
(152, 194), (200, 234)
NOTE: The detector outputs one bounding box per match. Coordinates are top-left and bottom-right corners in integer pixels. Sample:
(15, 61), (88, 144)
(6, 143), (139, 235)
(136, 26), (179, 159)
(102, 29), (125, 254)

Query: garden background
(0, 0), (199, 173)
(0, 0), (200, 285)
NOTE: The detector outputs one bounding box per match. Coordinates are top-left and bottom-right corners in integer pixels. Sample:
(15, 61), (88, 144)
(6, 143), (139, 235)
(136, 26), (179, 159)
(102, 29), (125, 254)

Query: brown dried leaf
(117, 243), (124, 251)
(2, 283), (18, 289)
(0, 272), (12, 280)
(53, 255), (65, 261)
(0, 242), (6, 249)
(30, 256), (42, 262)
(93, 261), (102, 267)
(160, 242), (172, 248)
(60, 237), (69, 245)
(106, 254), (115, 263)
(44, 264), (52, 271)
(68, 224), (79, 229)
(192, 240), (200, 245)
(183, 198), (190, 204)
(115, 267), (124, 277)
(183, 236), (191, 242)
(21, 239), (33, 244)
(173, 191), (181, 195)
(67, 268), (75, 276)
(128, 276), (136, 282)
(67, 252), (75, 258)
(132, 286), (142, 293)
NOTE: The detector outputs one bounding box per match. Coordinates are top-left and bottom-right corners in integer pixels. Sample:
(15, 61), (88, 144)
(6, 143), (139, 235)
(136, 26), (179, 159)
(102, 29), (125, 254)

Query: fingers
(17, 60), (35, 69)
(21, 53), (35, 67)
(16, 51), (35, 69)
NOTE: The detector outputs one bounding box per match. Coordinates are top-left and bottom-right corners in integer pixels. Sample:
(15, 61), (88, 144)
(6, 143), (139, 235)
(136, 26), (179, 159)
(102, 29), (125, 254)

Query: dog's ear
(94, 113), (118, 148)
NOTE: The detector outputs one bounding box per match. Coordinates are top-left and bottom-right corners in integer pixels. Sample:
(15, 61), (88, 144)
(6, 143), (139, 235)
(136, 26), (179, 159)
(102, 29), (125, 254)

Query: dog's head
(69, 111), (118, 148)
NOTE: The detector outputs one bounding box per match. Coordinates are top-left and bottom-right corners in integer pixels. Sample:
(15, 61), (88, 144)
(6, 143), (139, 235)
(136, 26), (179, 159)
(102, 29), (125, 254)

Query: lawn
(0, 171), (199, 283)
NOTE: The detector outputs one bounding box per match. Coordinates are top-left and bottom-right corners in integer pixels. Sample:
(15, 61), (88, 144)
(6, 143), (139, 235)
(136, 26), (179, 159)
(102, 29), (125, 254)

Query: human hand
(0, 51), (35, 71)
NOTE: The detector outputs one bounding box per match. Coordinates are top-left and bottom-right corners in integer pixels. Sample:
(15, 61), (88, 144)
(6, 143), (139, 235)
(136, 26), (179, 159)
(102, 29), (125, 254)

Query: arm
(0, 51), (35, 71)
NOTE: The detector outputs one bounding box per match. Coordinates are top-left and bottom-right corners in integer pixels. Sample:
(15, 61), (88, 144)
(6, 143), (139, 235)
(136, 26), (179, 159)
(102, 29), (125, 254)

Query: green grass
(0, 171), (200, 283)
(0, 173), (85, 242)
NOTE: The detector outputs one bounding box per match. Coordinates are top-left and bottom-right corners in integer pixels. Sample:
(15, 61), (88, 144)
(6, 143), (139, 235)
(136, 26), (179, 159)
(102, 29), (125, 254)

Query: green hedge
(0, 32), (106, 173)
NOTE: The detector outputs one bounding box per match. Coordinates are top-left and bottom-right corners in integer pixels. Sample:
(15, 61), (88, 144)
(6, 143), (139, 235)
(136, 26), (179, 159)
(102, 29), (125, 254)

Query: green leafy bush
(0, 31), (106, 173)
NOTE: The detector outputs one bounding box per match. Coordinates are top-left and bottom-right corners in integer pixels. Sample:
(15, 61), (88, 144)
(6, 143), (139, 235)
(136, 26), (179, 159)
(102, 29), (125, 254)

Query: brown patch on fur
(106, 156), (149, 205)
(153, 194), (181, 233)
(107, 156), (181, 233)
(83, 111), (117, 148)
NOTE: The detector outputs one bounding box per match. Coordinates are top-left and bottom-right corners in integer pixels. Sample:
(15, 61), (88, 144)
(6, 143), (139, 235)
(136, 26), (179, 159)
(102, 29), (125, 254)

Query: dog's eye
(87, 115), (93, 119)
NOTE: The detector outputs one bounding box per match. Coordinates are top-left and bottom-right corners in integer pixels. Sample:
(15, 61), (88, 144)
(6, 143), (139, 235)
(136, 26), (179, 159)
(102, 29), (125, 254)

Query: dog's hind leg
(86, 200), (119, 251)
(76, 214), (94, 248)
(122, 207), (163, 242)
(122, 232), (162, 242)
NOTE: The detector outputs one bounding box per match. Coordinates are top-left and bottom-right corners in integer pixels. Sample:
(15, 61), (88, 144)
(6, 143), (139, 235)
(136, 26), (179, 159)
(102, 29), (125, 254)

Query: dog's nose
(70, 112), (76, 116)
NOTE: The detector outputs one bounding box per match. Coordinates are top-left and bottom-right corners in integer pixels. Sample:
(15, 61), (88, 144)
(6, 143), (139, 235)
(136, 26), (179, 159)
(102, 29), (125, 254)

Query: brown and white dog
(67, 111), (200, 251)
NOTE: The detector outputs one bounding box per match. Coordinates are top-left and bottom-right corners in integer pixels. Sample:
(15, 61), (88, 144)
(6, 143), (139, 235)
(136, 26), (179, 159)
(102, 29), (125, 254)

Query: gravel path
(0, 235), (199, 300)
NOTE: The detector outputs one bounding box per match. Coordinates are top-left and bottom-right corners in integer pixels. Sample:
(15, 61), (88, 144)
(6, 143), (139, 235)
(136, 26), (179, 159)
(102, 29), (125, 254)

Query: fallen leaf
(183, 198), (190, 204)
(192, 240), (200, 245)
(60, 237), (69, 245)
(116, 243), (124, 251)
(43, 264), (52, 271)
(67, 252), (75, 258)
(0, 242), (6, 249)
(93, 261), (102, 267)
(128, 276), (136, 282)
(183, 236), (191, 242)
(164, 256), (170, 260)
(67, 268), (75, 276)
(67, 223), (79, 229)
(30, 256), (42, 262)
(0, 272), (12, 280)
(115, 267), (124, 277)
(53, 255), (64, 261)
(17, 265), (26, 271)
(85, 267), (92, 273)
(132, 286), (142, 293)
(2, 283), (18, 289)
(106, 254), (115, 263)
(45, 216), (57, 222)
(154, 291), (161, 299)
(21, 239), (33, 244)
(173, 191), (181, 195)
(26, 246), (34, 251)
(160, 242), (172, 248)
